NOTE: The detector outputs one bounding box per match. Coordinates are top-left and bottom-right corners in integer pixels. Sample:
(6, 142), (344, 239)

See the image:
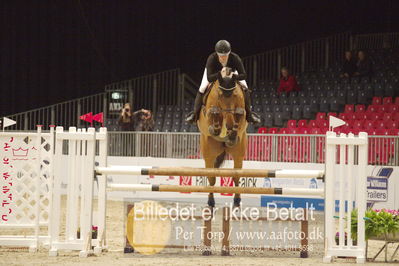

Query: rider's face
(218, 55), (229, 65)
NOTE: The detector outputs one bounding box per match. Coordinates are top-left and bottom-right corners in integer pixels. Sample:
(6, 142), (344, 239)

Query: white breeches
(198, 68), (248, 93)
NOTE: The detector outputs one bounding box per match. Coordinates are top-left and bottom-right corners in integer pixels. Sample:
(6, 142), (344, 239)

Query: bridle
(217, 84), (240, 114)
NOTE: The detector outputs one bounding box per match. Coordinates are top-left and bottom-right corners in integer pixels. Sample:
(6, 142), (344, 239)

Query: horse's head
(218, 76), (236, 98)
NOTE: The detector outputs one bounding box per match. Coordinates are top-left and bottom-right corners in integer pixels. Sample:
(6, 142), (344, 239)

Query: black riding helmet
(215, 40), (231, 55)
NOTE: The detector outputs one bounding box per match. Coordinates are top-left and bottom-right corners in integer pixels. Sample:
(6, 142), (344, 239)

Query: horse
(197, 75), (248, 208)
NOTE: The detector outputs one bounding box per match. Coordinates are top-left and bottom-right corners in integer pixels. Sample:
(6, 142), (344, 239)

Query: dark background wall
(1, 0), (397, 116)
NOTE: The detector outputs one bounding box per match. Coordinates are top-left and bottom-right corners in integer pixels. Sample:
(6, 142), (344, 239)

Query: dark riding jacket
(206, 52), (247, 82)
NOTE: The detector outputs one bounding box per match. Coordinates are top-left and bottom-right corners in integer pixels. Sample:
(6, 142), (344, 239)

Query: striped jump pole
(107, 184), (324, 196)
(96, 166), (325, 179)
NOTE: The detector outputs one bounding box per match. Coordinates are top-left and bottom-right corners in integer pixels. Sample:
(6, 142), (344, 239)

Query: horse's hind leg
(233, 157), (243, 207)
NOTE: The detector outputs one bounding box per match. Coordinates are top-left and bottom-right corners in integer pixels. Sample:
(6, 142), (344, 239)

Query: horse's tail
(214, 151), (226, 168)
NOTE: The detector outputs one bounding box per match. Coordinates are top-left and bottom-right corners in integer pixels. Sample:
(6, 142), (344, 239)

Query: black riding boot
(244, 89), (261, 124)
(185, 92), (204, 124)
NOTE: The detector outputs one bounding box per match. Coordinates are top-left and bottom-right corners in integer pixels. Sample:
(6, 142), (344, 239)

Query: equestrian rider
(185, 40), (261, 124)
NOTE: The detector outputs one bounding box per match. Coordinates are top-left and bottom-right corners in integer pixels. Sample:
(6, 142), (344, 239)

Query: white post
(66, 127), (77, 241)
(356, 132), (368, 263)
(79, 128), (96, 257)
(347, 135), (354, 247)
(49, 127), (65, 256)
(31, 126), (42, 252)
(324, 131), (336, 263)
(94, 127), (108, 254)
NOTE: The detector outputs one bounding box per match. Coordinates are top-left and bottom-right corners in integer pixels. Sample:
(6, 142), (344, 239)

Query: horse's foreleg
(208, 106), (222, 136)
(233, 158), (243, 207)
(205, 157), (216, 208)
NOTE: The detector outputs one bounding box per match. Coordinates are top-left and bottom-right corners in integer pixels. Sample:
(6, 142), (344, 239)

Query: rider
(185, 40), (261, 124)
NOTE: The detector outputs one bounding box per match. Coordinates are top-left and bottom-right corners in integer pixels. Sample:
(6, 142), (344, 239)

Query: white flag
(3, 117), (16, 129)
(329, 116), (346, 129)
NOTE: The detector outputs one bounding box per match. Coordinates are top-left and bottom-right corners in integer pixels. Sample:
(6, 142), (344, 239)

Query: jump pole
(96, 166), (325, 179)
(107, 184), (324, 196)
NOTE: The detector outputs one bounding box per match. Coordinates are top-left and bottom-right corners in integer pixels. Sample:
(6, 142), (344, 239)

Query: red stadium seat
(389, 128), (399, 135)
(383, 97), (393, 105)
(316, 112), (326, 120)
(352, 120), (364, 131)
(373, 120), (385, 129)
(367, 112), (381, 121)
(308, 120), (318, 128)
(388, 104), (399, 113)
(379, 105), (389, 113)
(269, 127), (278, 134)
(395, 97), (399, 105)
(287, 120), (296, 128)
(350, 128), (361, 135)
(383, 113), (393, 121)
(327, 112), (337, 118)
(335, 125), (350, 134)
(257, 127), (268, 134)
(344, 104), (354, 113)
(355, 104), (366, 112)
(355, 112), (368, 120)
(299, 127), (311, 134)
(297, 119), (307, 128)
(363, 120), (375, 131)
(366, 105), (380, 113)
(345, 112), (357, 121)
(338, 113), (347, 121)
(394, 113), (399, 122)
(386, 120), (399, 129)
(278, 128), (289, 134)
(372, 97), (382, 105)
(287, 127), (299, 134)
(317, 119), (328, 129)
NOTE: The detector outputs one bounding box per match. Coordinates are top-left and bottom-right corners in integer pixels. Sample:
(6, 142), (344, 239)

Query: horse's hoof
(208, 126), (221, 136)
(226, 140), (237, 147)
(233, 197), (241, 207)
(208, 197), (215, 208)
(202, 250), (212, 256)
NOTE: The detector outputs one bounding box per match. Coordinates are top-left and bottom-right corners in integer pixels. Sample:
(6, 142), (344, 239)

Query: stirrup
(247, 112), (261, 124)
(185, 112), (196, 123)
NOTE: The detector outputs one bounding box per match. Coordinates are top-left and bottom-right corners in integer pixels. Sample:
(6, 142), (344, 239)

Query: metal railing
(108, 132), (399, 166)
(242, 32), (352, 86)
(7, 93), (107, 130)
(354, 32), (399, 50)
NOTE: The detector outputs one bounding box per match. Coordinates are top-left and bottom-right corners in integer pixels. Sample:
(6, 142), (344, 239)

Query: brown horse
(197, 76), (248, 207)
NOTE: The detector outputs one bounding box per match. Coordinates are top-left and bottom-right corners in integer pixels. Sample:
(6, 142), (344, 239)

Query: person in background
(340, 50), (357, 78)
(353, 50), (373, 80)
(133, 109), (154, 131)
(118, 103), (134, 131)
(277, 67), (300, 94)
